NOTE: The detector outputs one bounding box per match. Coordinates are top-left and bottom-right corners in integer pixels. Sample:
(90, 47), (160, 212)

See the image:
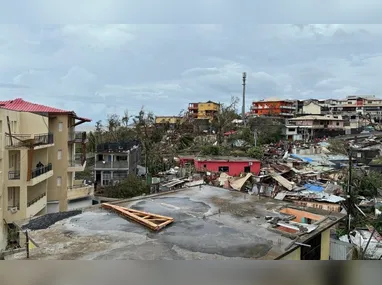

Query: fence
(330, 238), (354, 260)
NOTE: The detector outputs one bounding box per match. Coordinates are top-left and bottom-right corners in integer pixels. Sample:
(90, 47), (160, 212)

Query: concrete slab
(9, 186), (344, 260)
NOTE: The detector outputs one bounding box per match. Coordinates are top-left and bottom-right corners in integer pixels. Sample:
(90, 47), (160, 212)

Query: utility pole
(242, 72), (247, 126)
(347, 145), (353, 235)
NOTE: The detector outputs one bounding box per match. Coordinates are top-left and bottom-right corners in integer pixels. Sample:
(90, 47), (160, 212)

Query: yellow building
(0, 98), (92, 251)
(155, 116), (183, 125)
(188, 101), (220, 120)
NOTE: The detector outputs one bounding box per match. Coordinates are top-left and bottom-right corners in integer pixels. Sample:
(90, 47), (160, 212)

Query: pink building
(194, 156), (261, 176)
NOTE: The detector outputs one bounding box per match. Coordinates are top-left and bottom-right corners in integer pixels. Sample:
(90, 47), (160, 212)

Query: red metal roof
(0, 98), (91, 122)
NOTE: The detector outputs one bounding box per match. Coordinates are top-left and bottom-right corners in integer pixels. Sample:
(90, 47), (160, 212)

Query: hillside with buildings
(1, 95), (382, 260)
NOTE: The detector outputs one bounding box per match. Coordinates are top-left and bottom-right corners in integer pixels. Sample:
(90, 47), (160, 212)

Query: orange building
(251, 99), (295, 118)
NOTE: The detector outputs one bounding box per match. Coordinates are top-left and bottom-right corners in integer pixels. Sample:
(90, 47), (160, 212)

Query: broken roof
(15, 186), (345, 260)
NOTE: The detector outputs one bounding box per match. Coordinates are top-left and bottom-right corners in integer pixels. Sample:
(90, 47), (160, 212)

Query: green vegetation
(104, 174), (150, 199)
(246, 146), (265, 159)
(247, 116), (283, 145)
(351, 170), (382, 197)
(201, 145), (224, 156)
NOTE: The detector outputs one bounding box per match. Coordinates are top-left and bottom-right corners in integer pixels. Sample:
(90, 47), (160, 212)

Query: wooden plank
(126, 208), (175, 220)
(102, 203), (174, 231)
(6, 116), (13, 146)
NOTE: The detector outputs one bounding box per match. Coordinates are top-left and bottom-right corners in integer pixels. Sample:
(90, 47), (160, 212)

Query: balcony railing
(68, 131), (86, 142)
(280, 105), (296, 109)
(8, 170), (20, 180)
(27, 192), (46, 207)
(31, 163), (52, 179)
(34, 133), (54, 146)
(96, 140), (140, 153)
(5, 133), (53, 148)
(68, 160), (84, 167)
(5, 134), (32, 148)
(95, 160), (129, 169)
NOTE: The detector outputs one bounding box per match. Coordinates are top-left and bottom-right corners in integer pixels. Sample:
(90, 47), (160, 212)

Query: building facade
(155, 116), (183, 126)
(94, 140), (141, 186)
(285, 115), (345, 142)
(251, 100), (295, 118)
(0, 98), (92, 224)
(194, 156), (261, 176)
(0, 109), (53, 250)
(188, 101), (220, 120)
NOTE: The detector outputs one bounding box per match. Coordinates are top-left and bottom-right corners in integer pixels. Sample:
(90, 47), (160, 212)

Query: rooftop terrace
(13, 186), (344, 260)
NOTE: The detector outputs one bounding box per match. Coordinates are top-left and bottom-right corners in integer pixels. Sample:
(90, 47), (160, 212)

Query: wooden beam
(6, 116), (13, 146)
(27, 149), (34, 181)
(101, 203), (174, 231)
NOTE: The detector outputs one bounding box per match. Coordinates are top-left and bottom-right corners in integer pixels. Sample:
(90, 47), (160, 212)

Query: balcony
(68, 131), (86, 143)
(280, 112), (294, 116)
(31, 163), (52, 179)
(96, 140), (140, 153)
(26, 192), (47, 217)
(280, 105), (296, 110)
(8, 170), (20, 180)
(68, 159), (86, 172)
(94, 160), (129, 169)
(67, 185), (94, 201)
(5, 133), (54, 149)
(28, 163), (53, 186)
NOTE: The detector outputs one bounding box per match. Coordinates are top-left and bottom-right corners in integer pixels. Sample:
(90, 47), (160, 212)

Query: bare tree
(360, 113), (382, 131)
(211, 96), (240, 145)
(121, 109), (130, 127)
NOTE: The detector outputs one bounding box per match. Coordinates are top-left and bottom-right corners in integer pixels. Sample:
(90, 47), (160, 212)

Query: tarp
(290, 153), (313, 163)
(304, 183), (324, 192)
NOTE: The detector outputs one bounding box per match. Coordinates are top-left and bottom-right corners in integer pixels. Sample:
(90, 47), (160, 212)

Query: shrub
(105, 174), (150, 199)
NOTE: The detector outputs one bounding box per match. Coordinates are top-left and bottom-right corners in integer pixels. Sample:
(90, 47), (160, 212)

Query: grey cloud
(2, 23), (382, 121)
(0, 83), (29, 89)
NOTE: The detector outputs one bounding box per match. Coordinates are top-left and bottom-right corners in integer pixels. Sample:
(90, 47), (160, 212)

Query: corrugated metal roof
(0, 98), (91, 122)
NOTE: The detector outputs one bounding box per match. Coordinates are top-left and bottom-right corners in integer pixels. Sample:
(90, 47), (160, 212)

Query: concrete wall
(303, 103), (321, 115)
(19, 112), (49, 134)
(47, 115), (70, 212)
(281, 247), (301, 260)
(293, 201), (341, 212)
(155, 117), (182, 124)
(320, 229), (331, 260)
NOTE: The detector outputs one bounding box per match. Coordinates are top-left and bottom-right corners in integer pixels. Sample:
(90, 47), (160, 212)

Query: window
(58, 122), (63, 132)
(57, 176), (62, 186)
(218, 166), (229, 172)
(57, 150), (62, 160)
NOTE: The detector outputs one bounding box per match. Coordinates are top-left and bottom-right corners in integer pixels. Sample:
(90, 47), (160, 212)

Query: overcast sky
(1, 23), (382, 128)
